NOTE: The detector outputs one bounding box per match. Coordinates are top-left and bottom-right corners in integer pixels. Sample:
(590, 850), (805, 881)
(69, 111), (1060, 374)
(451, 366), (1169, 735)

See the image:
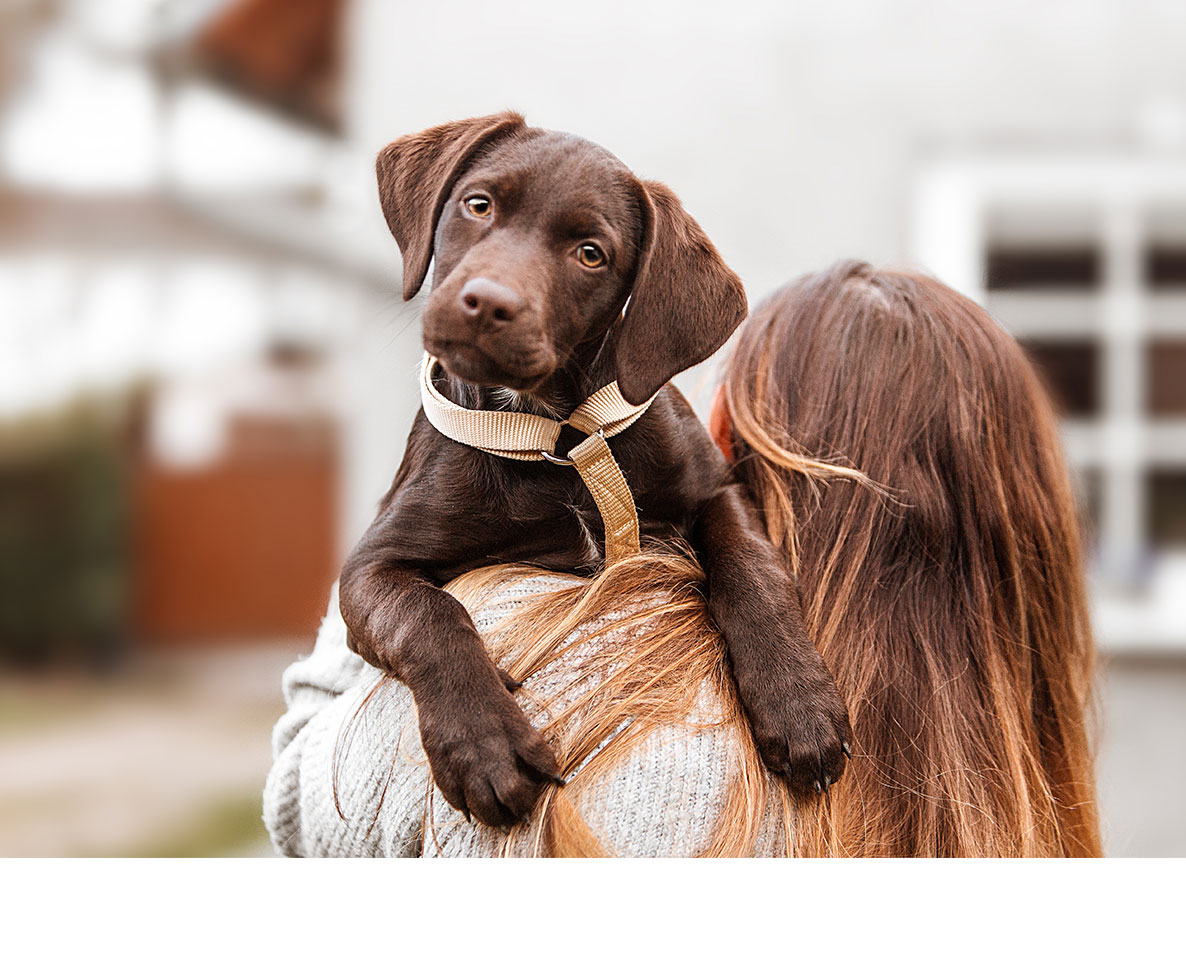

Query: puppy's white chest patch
(569, 504), (603, 567)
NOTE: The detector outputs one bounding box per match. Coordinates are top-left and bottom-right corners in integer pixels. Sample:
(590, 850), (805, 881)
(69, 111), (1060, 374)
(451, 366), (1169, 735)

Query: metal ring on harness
(539, 450), (575, 466)
(539, 429), (605, 466)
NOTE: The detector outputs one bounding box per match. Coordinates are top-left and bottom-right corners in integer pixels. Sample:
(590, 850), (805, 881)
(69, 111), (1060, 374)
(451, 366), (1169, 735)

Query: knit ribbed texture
(262, 576), (789, 857)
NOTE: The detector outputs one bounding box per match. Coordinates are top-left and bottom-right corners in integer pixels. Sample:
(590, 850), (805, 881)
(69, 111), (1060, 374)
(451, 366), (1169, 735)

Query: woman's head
(719, 260), (1101, 855)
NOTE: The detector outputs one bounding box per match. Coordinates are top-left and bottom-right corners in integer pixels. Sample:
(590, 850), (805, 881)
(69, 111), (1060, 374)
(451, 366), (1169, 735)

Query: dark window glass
(1147, 339), (1186, 416)
(1018, 339), (1101, 417)
(1145, 246), (1186, 288)
(986, 247), (1101, 290)
(1148, 472), (1186, 547)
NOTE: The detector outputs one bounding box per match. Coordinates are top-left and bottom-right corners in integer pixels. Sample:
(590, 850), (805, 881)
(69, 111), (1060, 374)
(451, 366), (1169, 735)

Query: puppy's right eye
(464, 195), (492, 218)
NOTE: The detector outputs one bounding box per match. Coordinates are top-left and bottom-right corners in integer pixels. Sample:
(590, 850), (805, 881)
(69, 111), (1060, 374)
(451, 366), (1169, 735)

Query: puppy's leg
(693, 484), (852, 796)
(338, 555), (560, 827)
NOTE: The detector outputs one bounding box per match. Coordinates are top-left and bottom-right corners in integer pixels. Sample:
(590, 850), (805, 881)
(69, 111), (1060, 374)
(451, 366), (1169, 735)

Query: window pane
(986, 247), (1101, 290)
(1145, 247), (1186, 288)
(1147, 339), (1186, 416)
(1148, 472), (1186, 547)
(1018, 339), (1101, 417)
(1144, 207), (1186, 289)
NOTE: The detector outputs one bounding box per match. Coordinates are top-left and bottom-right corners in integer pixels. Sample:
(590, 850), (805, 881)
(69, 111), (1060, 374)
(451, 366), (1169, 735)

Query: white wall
(344, 0), (1186, 300)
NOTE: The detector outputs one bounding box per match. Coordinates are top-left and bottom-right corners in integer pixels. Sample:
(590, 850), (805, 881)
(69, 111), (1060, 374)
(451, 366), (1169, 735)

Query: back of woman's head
(723, 260), (1101, 856)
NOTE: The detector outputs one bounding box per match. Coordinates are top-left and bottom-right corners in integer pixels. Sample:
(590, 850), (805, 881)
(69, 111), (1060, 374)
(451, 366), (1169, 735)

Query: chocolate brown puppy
(340, 113), (851, 827)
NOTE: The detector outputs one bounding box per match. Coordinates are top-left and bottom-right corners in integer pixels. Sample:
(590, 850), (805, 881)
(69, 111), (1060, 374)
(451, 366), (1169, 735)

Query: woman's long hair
(339, 262), (1101, 856)
(723, 261), (1101, 856)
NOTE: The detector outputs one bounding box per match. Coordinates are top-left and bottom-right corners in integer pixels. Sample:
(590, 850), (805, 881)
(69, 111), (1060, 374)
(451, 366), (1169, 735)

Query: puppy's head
(376, 112), (747, 404)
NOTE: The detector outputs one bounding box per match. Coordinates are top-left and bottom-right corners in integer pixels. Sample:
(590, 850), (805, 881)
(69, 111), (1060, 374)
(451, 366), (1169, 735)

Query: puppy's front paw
(741, 667), (853, 798)
(417, 674), (562, 828)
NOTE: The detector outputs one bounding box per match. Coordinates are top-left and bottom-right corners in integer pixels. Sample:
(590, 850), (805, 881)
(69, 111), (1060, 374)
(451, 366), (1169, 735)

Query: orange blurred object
(132, 415), (339, 643)
(196, 0), (344, 130)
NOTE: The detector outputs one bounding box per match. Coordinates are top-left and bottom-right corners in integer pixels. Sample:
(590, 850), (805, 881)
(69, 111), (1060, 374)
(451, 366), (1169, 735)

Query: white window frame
(910, 153), (1186, 654)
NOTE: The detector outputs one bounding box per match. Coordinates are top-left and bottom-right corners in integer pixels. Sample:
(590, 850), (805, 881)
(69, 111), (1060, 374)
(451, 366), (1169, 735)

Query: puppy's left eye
(576, 243), (606, 268)
(464, 195), (492, 217)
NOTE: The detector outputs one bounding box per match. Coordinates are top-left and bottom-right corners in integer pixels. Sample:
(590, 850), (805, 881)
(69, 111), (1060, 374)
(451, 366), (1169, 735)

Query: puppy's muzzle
(424, 277), (555, 388)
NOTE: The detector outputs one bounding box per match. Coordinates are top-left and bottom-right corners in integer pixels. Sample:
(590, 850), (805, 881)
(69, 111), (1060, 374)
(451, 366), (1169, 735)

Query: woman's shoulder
(266, 562), (787, 857)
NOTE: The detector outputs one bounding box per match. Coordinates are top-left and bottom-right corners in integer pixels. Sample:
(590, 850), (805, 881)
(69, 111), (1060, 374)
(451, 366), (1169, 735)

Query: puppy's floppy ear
(376, 112), (526, 300)
(611, 180), (748, 405)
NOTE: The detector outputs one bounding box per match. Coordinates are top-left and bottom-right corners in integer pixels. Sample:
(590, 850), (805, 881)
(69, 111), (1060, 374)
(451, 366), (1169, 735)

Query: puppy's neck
(436, 361), (606, 420)
(437, 330), (618, 419)
(484, 383), (566, 420)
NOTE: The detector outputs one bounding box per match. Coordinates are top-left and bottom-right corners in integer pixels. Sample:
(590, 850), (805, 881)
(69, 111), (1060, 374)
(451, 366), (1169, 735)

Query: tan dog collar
(419, 354), (654, 562)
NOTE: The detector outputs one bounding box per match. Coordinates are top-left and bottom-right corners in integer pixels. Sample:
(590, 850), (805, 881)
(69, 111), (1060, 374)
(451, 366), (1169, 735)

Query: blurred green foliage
(122, 792), (271, 858)
(0, 399), (135, 668)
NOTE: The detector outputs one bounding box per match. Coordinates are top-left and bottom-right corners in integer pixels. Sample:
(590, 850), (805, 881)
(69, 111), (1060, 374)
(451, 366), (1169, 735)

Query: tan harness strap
(568, 432), (641, 562)
(568, 383), (649, 438)
(420, 356), (561, 459)
(418, 354), (651, 563)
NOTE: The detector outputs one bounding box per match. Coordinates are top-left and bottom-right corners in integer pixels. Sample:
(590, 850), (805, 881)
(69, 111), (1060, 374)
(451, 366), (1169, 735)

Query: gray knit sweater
(263, 576), (787, 857)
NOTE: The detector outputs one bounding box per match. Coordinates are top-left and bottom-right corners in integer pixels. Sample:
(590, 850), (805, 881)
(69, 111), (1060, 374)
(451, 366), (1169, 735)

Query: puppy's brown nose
(459, 278), (522, 328)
